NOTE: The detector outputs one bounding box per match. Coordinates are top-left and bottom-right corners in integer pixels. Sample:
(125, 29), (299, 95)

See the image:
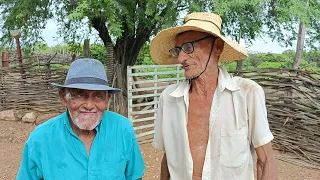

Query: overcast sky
(42, 19), (296, 54)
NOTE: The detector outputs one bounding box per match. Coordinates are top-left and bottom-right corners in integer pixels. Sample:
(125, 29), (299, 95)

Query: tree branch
(91, 16), (113, 46)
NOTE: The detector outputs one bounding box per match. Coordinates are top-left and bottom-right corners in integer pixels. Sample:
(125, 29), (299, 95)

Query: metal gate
(127, 64), (185, 144)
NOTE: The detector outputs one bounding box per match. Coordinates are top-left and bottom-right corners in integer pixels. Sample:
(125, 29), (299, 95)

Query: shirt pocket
(219, 127), (249, 168)
(101, 160), (127, 179)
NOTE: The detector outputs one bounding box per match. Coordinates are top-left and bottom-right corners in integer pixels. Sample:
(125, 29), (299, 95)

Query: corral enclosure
(0, 59), (319, 169)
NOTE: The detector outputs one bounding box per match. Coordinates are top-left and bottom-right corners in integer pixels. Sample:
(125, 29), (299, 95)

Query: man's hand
(256, 142), (277, 180)
(161, 153), (170, 180)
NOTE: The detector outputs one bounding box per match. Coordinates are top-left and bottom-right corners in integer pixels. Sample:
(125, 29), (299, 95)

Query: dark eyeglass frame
(169, 35), (215, 58)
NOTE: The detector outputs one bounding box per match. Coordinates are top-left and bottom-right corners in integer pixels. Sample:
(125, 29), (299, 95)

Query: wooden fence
(127, 65), (184, 144)
(0, 61), (319, 168)
(0, 61), (67, 113)
(127, 65), (320, 169)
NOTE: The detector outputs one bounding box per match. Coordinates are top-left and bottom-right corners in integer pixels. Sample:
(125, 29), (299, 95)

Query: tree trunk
(286, 22), (307, 104)
(236, 28), (244, 70)
(83, 39), (90, 57)
(293, 22), (306, 69)
(91, 16), (154, 116)
(236, 59), (244, 70)
(111, 63), (128, 116)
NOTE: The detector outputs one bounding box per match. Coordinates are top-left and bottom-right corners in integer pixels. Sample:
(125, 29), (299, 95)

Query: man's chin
(74, 118), (101, 131)
(184, 72), (197, 79)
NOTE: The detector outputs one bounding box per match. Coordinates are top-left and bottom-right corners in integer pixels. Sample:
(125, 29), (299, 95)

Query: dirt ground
(1, 120), (319, 180)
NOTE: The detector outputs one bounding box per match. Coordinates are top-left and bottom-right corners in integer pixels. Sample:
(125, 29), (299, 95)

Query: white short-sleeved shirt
(152, 67), (274, 180)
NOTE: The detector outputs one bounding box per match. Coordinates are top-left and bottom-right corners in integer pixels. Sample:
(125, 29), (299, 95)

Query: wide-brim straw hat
(51, 58), (121, 94)
(150, 12), (248, 65)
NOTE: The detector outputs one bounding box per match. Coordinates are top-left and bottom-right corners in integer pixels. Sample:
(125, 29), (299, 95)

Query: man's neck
(190, 67), (219, 96)
(69, 118), (96, 156)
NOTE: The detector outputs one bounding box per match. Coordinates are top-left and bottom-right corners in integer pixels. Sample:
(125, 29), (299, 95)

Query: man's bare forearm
(161, 153), (170, 180)
(256, 142), (277, 180)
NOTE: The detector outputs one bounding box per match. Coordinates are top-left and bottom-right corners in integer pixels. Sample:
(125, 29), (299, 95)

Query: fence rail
(127, 64), (184, 143)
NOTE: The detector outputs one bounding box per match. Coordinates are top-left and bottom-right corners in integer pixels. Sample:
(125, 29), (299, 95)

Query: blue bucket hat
(51, 58), (121, 94)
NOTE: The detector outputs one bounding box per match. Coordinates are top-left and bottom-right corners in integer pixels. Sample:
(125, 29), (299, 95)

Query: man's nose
(82, 97), (95, 110)
(176, 51), (188, 64)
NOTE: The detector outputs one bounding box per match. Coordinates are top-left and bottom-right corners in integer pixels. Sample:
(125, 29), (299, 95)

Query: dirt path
(1, 121), (319, 179)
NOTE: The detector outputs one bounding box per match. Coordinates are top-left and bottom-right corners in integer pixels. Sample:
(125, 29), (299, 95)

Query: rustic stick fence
(0, 58), (68, 113)
(127, 65), (320, 169)
(0, 60), (319, 169)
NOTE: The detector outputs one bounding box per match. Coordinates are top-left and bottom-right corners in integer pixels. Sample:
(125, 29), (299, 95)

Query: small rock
(22, 112), (37, 123)
(0, 110), (18, 121)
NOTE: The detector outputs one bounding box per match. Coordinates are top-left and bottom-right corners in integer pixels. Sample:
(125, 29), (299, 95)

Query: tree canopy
(1, 0), (319, 114)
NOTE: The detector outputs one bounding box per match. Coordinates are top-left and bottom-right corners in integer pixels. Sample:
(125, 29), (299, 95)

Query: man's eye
(71, 91), (85, 99)
(77, 92), (86, 98)
(93, 94), (104, 100)
(182, 43), (193, 52)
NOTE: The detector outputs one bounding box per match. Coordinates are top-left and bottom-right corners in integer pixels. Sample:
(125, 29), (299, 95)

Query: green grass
(50, 64), (69, 69)
(135, 67), (184, 79)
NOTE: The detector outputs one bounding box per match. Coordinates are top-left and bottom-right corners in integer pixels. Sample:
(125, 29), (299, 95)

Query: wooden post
(71, 54), (76, 62)
(11, 30), (26, 79)
(106, 43), (114, 86)
(127, 66), (132, 119)
(1, 51), (9, 68)
(83, 39), (90, 58)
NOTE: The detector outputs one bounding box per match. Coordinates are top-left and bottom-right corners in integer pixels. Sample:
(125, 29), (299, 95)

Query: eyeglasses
(66, 89), (107, 103)
(169, 36), (215, 58)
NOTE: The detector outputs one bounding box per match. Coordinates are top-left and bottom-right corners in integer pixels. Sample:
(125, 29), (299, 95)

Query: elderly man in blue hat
(16, 59), (145, 179)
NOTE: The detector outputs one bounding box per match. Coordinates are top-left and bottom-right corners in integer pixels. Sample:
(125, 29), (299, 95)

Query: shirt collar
(169, 66), (239, 98)
(217, 66), (239, 92)
(169, 80), (190, 98)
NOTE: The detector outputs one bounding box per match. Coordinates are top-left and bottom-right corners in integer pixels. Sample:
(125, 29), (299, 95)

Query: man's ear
(106, 93), (112, 101)
(214, 38), (225, 56)
(59, 89), (67, 107)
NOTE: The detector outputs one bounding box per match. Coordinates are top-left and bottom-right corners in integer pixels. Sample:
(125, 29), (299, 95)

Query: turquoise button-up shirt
(16, 111), (145, 180)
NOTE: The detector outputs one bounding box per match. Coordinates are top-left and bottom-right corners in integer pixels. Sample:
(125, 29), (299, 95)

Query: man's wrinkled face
(174, 31), (214, 79)
(59, 88), (110, 130)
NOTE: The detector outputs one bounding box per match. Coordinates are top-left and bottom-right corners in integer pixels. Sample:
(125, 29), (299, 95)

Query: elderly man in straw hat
(151, 12), (277, 180)
(17, 58), (145, 179)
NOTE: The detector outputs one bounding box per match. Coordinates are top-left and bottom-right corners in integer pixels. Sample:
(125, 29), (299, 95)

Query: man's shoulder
(232, 76), (264, 94)
(27, 113), (65, 143)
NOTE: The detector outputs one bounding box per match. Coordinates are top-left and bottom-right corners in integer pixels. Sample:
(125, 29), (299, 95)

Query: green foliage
(90, 44), (107, 65)
(263, 0), (320, 47)
(1, 0), (319, 70)
(136, 43), (154, 65)
(212, 0), (266, 43)
(50, 64), (69, 69)
(67, 43), (82, 55)
(257, 62), (283, 69)
(135, 67), (184, 79)
(220, 62), (237, 71)
(246, 50), (320, 70)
